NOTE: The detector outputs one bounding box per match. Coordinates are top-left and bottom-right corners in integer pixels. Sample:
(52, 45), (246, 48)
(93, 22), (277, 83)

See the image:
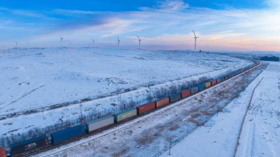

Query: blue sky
(0, 0), (280, 51)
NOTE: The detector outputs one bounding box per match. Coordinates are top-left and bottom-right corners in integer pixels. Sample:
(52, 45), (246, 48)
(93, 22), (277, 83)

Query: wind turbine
(91, 38), (94, 47)
(192, 30), (199, 53)
(60, 36), (63, 48)
(117, 36), (120, 46)
(137, 35), (141, 47)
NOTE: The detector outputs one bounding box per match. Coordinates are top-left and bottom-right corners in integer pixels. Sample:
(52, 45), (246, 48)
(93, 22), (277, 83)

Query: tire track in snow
(233, 77), (264, 157)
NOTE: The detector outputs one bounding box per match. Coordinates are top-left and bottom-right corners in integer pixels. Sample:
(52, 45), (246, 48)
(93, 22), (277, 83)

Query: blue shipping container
(51, 125), (85, 144)
(224, 75), (229, 80)
(190, 87), (199, 94)
(198, 84), (205, 91)
(169, 93), (181, 103)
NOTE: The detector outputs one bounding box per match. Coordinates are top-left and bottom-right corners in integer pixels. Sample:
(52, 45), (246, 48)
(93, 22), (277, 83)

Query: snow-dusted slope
(0, 48), (250, 114)
(161, 62), (280, 157)
(0, 48), (252, 144)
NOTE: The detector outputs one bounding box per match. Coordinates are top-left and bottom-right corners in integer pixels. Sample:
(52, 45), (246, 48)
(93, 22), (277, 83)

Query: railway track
(233, 77), (264, 157)
(14, 63), (262, 157)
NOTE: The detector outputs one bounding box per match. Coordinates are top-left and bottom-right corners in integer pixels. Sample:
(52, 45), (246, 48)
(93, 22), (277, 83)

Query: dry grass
(191, 113), (201, 118)
(188, 118), (200, 125)
(168, 124), (179, 131)
(201, 110), (212, 116)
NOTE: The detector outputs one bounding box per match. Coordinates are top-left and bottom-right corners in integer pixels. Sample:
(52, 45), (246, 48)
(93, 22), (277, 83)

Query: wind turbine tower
(91, 38), (94, 47)
(137, 35), (141, 47)
(192, 30), (199, 53)
(60, 36), (63, 48)
(117, 36), (120, 46)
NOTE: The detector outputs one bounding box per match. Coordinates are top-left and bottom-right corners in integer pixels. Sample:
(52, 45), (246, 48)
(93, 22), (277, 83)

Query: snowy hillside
(34, 54), (264, 157)
(0, 48), (252, 146)
(161, 62), (280, 157)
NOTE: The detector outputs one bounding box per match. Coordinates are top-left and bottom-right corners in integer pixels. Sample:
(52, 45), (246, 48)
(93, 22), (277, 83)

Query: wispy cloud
(158, 0), (189, 11)
(0, 7), (46, 18)
(1, 0), (280, 51)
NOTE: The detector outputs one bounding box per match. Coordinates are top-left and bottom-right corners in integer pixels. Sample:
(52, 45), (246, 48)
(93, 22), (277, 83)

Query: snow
(161, 62), (280, 157)
(0, 48), (252, 141)
(33, 57), (262, 157)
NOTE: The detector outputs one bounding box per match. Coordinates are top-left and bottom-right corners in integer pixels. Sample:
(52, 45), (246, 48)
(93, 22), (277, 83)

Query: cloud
(158, 0), (189, 11)
(1, 1), (280, 51)
(265, 0), (280, 8)
(0, 7), (46, 18)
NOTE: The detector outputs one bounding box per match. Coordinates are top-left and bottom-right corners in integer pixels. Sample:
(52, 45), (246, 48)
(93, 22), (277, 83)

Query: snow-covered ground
(33, 57), (264, 157)
(0, 48), (252, 143)
(161, 62), (280, 157)
(0, 48), (249, 115)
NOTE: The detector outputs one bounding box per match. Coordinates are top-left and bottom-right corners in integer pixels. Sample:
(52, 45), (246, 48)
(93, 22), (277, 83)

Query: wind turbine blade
(192, 30), (196, 37)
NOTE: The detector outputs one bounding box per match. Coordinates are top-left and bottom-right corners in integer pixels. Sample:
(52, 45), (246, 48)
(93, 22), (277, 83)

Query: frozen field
(161, 62), (280, 157)
(34, 53), (264, 157)
(0, 48), (253, 141)
(0, 48), (250, 115)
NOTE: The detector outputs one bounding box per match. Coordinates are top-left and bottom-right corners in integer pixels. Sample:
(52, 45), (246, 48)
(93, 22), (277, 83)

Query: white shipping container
(86, 116), (114, 132)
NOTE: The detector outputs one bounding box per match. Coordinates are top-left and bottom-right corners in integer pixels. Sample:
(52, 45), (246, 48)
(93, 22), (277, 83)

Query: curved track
(15, 63), (262, 157)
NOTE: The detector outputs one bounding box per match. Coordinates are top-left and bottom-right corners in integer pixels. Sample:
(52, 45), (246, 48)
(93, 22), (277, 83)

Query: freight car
(86, 116), (114, 133)
(198, 84), (205, 91)
(0, 62), (258, 157)
(136, 102), (156, 115)
(211, 80), (217, 86)
(216, 77), (224, 83)
(10, 135), (48, 156)
(169, 93), (181, 103)
(114, 108), (137, 123)
(51, 125), (85, 144)
(181, 89), (191, 98)
(204, 82), (211, 88)
(0, 147), (6, 157)
(190, 87), (199, 94)
(224, 75), (229, 80)
(155, 97), (169, 108)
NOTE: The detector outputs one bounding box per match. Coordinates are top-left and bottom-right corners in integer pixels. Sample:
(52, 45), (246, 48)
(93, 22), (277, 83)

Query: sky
(0, 0), (280, 51)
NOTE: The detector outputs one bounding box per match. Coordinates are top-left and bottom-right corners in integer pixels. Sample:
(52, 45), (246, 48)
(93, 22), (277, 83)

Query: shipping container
(86, 116), (114, 133)
(169, 93), (181, 103)
(136, 102), (156, 115)
(51, 125), (85, 144)
(10, 135), (48, 156)
(181, 89), (191, 98)
(114, 109), (137, 123)
(217, 78), (222, 83)
(204, 82), (211, 88)
(155, 97), (170, 108)
(235, 70), (239, 75)
(226, 75), (230, 80)
(198, 84), (205, 91)
(240, 69), (244, 73)
(0, 147), (6, 157)
(190, 87), (198, 94)
(229, 72), (235, 78)
(211, 80), (217, 86)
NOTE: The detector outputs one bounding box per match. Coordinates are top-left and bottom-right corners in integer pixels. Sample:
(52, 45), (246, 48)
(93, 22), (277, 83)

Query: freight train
(0, 62), (259, 157)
